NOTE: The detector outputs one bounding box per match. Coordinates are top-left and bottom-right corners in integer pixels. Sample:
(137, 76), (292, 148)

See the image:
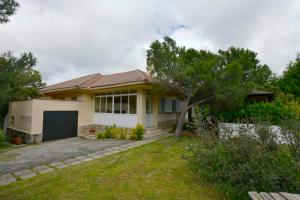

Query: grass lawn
(0, 141), (11, 152)
(0, 137), (225, 200)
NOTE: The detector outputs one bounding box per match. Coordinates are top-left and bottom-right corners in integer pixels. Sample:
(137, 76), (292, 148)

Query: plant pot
(14, 137), (22, 145)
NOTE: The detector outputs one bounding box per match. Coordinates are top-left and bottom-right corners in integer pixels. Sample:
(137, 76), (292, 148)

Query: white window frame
(95, 90), (137, 115)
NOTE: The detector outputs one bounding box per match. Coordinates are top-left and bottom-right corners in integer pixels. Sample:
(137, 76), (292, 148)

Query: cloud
(0, 0), (299, 84)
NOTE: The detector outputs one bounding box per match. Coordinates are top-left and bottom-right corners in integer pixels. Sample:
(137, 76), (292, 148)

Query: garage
(42, 111), (78, 142)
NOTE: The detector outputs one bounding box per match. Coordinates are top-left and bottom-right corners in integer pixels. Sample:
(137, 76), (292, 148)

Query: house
(247, 90), (274, 102)
(7, 69), (181, 143)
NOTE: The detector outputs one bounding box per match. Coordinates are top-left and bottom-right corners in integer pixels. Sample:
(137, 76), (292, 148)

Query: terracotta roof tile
(39, 73), (102, 92)
(90, 69), (152, 88)
(40, 69), (152, 93)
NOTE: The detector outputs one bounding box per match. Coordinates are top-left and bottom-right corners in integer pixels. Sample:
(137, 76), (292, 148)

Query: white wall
(94, 113), (137, 128)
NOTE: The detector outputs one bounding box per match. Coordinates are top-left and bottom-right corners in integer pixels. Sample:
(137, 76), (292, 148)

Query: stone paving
(0, 134), (170, 186)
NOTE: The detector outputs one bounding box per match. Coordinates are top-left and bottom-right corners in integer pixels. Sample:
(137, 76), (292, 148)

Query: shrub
(129, 132), (137, 140)
(0, 129), (5, 141)
(111, 127), (123, 139)
(96, 131), (106, 139)
(186, 121), (300, 199)
(214, 100), (296, 125)
(134, 124), (144, 140)
(169, 122), (197, 133)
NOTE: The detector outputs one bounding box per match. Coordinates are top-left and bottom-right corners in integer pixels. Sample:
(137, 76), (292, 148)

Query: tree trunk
(174, 104), (188, 138)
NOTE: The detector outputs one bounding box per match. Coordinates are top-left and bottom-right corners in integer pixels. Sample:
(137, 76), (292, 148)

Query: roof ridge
(78, 73), (102, 87)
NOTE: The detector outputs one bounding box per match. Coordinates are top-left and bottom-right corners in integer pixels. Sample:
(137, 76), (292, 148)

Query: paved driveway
(0, 137), (133, 174)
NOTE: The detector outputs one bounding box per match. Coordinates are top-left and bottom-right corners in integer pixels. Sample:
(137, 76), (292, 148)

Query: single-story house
(7, 69), (182, 143)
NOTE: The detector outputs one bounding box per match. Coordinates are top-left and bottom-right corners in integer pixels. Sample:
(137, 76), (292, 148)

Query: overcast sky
(0, 0), (299, 85)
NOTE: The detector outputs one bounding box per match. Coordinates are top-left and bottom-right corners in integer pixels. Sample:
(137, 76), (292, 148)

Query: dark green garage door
(42, 111), (78, 142)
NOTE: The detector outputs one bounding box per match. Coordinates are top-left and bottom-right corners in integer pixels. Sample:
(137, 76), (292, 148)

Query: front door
(146, 96), (153, 127)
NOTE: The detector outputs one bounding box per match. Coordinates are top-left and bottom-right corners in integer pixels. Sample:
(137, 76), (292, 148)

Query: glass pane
(100, 97), (106, 113)
(121, 96), (128, 114)
(121, 90), (128, 94)
(172, 99), (177, 112)
(107, 92), (113, 96)
(107, 97), (112, 113)
(160, 98), (165, 113)
(95, 97), (100, 112)
(129, 95), (137, 114)
(114, 96), (121, 113)
(114, 91), (120, 95)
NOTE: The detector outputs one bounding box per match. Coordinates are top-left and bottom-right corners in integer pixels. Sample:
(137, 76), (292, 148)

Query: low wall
(219, 123), (284, 144)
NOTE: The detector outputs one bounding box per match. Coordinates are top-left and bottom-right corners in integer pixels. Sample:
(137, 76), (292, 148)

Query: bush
(130, 124), (144, 140)
(111, 127), (123, 139)
(186, 121), (300, 199)
(0, 129), (5, 141)
(96, 131), (106, 139)
(135, 124), (144, 140)
(169, 122), (197, 133)
(214, 100), (296, 125)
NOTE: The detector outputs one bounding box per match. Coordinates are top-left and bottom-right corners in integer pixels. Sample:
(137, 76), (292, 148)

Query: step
(146, 129), (163, 134)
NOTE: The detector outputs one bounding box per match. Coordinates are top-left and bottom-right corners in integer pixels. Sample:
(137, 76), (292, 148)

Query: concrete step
(146, 129), (163, 134)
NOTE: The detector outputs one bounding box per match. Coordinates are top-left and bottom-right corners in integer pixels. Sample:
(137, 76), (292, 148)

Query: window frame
(94, 90), (137, 115)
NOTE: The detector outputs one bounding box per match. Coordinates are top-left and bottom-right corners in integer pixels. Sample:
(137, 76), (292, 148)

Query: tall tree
(0, 0), (19, 23)
(276, 55), (300, 97)
(0, 52), (44, 126)
(147, 37), (272, 137)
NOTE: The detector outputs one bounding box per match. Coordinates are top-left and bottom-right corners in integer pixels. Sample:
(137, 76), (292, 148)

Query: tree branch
(187, 96), (214, 110)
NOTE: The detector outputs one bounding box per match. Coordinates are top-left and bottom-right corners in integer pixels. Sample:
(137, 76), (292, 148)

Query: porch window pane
(114, 96), (121, 113)
(121, 96), (128, 114)
(160, 98), (165, 112)
(129, 95), (137, 114)
(95, 97), (100, 112)
(107, 97), (112, 113)
(100, 97), (106, 113)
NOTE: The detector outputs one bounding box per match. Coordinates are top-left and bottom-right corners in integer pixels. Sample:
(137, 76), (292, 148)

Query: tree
(0, 0), (19, 23)
(147, 37), (272, 137)
(0, 52), (44, 126)
(276, 55), (300, 97)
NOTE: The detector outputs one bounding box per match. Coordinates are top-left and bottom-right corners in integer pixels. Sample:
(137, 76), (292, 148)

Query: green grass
(0, 141), (11, 151)
(0, 137), (225, 200)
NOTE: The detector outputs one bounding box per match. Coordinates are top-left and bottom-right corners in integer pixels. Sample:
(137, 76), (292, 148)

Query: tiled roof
(40, 69), (152, 93)
(90, 69), (152, 88)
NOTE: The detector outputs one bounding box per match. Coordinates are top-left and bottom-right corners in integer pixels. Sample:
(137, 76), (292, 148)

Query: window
(172, 99), (177, 112)
(160, 98), (166, 112)
(95, 90), (137, 114)
(160, 98), (181, 113)
(71, 96), (77, 101)
(100, 97), (106, 112)
(129, 95), (137, 114)
(95, 97), (100, 112)
(114, 96), (121, 113)
(121, 96), (128, 114)
(107, 97), (113, 113)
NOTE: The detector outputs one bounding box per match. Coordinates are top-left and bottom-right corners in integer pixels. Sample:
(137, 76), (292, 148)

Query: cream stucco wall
(8, 100), (33, 133)
(8, 93), (94, 135)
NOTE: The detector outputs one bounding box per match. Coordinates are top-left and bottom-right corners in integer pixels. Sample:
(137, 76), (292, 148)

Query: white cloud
(0, 0), (299, 84)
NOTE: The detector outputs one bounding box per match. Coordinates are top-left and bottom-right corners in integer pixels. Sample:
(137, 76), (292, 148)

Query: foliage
(186, 121), (300, 199)
(96, 131), (106, 139)
(276, 55), (300, 97)
(96, 125), (132, 140)
(169, 122), (196, 133)
(214, 100), (296, 125)
(0, 129), (5, 141)
(129, 124), (144, 140)
(0, 0), (19, 23)
(147, 37), (272, 137)
(0, 52), (45, 126)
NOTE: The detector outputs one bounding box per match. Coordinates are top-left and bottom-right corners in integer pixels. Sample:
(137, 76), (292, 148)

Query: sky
(0, 0), (299, 85)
